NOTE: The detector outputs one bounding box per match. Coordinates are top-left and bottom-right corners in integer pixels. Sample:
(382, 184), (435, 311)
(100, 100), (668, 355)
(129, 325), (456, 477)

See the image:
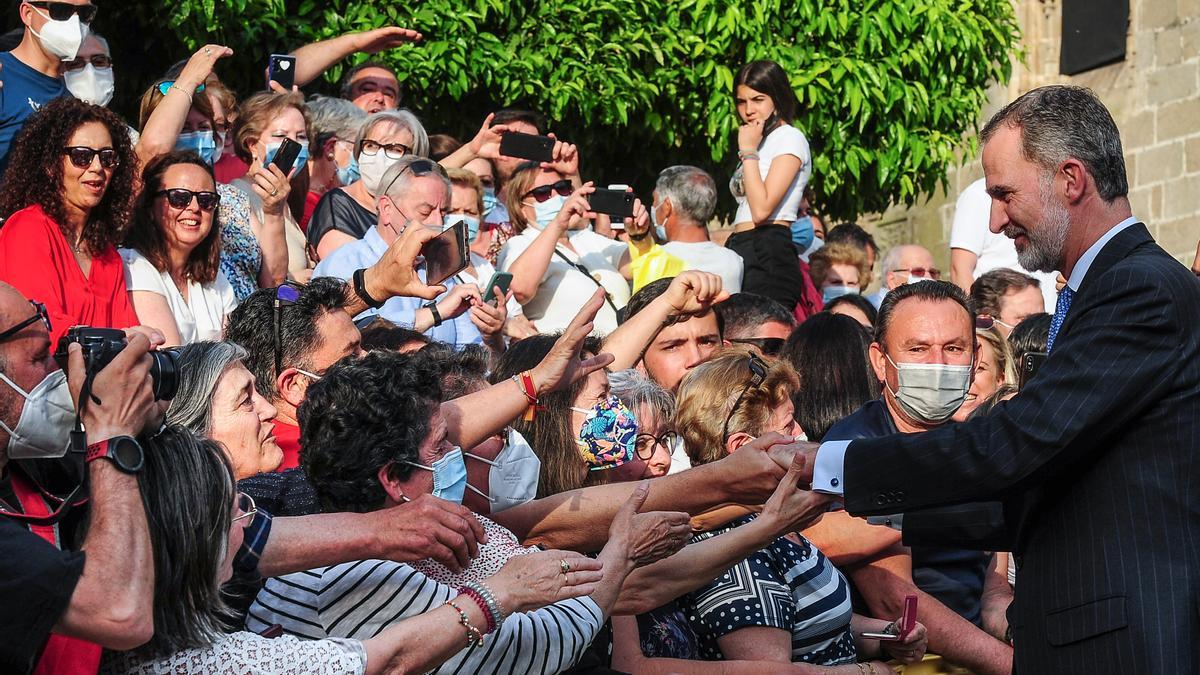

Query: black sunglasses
(157, 188), (220, 212)
(728, 337), (786, 357)
(523, 179), (573, 203)
(63, 146), (118, 169)
(634, 431), (680, 461)
(0, 301), (50, 344)
(721, 353), (769, 441)
(273, 282), (304, 376)
(62, 54), (111, 72)
(26, 1), (97, 23)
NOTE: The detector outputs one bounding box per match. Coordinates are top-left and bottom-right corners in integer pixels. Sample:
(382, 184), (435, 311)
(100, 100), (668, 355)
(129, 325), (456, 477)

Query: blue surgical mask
(791, 216), (815, 251)
(176, 131), (217, 166)
(406, 447), (468, 504)
(650, 198), (667, 242)
(531, 194), (567, 229)
(451, 215), (481, 243)
(822, 285), (858, 303)
(482, 187), (499, 214)
(654, 225), (667, 242)
(335, 154), (360, 186)
(264, 141), (309, 175)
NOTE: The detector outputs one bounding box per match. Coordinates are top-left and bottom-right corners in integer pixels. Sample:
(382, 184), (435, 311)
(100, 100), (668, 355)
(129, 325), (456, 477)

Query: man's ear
(868, 341), (888, 384)
(276, 367), (309, 409)
(1060, 158), (1089, 204)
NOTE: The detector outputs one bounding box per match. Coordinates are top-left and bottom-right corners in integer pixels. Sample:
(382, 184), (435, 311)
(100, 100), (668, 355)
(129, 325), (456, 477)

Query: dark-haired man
(969, 267), (1044, 336)
(715, 292), (795, 358)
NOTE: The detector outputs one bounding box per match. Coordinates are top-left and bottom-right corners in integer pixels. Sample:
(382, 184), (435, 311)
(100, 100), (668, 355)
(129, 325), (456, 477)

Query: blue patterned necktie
(1047, 286), (1075, 353)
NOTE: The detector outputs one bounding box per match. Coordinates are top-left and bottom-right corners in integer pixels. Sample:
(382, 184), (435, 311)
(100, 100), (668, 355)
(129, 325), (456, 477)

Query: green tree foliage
(98, 0), (1019, 221)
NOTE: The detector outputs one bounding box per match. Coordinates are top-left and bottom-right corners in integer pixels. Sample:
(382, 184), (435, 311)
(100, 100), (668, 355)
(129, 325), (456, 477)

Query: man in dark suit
(801, 85), (1200, 672)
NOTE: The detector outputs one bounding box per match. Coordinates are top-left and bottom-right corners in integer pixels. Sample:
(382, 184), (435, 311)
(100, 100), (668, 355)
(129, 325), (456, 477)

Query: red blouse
(0, 204), (140, 348)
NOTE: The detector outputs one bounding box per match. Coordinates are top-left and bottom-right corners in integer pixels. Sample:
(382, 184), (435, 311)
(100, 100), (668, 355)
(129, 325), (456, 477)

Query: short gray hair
(354, 108), (429, 158)
(609, 369), (676, 428)
(981, 85), (1127, 202)
(166, 341), (250, 437)
(655, 165), (717, 226)
(378, 154), (451, 205)
(306, 94), (367, 148)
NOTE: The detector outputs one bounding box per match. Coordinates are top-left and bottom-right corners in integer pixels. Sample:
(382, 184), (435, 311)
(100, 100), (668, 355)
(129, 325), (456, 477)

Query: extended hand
(488, 549), (604, 614)
(662, 270), (728, 317)
(759, 453), (833, 535)
(351, 26), (423, 53)
(881, 620), (929, 664)
(369, 493), (487, 572)
(364, 223), (448, 302)
(528, 288), (615, 394)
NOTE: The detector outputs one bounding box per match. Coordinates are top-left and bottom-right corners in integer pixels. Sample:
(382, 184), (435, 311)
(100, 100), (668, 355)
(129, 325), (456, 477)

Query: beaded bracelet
(445, 599), (484, 647)
(738, 152), (760, 162)
(464, 580), (505, 630)
(459, 586), (496, 632)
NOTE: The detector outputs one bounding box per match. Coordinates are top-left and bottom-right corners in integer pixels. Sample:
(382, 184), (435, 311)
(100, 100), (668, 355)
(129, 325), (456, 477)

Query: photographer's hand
(66, 333), (162, 442)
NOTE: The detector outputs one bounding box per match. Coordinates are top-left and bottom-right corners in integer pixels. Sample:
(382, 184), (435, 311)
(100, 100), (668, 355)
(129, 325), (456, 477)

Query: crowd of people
(2, 2), (1198, 674)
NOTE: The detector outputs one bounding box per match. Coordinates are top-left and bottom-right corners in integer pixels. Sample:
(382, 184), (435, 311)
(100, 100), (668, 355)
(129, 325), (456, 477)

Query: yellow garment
(628, 242), (686, 293)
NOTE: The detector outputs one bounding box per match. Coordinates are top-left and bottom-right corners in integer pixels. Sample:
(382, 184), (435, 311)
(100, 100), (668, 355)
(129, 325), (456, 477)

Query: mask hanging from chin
(0, 370), (75, 459)
(464, 429), (541, 512)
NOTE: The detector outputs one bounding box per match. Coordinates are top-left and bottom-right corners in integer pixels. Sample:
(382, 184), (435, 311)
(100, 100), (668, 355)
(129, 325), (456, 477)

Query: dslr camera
(54, 327), (179, 400)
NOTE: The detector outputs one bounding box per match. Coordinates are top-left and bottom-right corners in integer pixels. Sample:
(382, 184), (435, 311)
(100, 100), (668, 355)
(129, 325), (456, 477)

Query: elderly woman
(0, 98), (140, 346)
(809, 241), (871, 304)
(120, 152), (236, 345)
(100, 426), (605, 675)
(954, 324), (1017, 422)
(301, 95), (367, 229)
(607, 369), (676, 480)
(306, 109), (429, 260)
(674, 349), (927, 668)
(245, 346), (692, 675)
(229, 91), (315, 281)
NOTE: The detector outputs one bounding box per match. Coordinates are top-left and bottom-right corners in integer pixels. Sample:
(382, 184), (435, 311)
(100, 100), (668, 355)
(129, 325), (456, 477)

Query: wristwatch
(85, 435), (145, 474)
(424, 301), (443, 327)
(352, 268), (384, 309)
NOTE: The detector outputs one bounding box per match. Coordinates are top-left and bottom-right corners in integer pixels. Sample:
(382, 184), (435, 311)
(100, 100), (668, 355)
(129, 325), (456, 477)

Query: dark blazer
(843, 224), (1200, 673)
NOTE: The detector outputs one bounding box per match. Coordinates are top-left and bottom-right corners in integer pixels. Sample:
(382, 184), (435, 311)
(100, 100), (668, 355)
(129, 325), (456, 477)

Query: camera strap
(69, 357), (103, 455)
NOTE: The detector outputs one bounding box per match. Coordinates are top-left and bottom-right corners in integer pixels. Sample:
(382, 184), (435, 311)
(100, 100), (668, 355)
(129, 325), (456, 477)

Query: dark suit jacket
(843, 224), (1200, 672)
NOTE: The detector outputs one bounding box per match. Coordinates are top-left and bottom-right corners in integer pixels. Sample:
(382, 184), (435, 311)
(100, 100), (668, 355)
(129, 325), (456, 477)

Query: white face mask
(0, 370), (75, 459)
(359, 151), (401, 196)
(64, 63), (114, 107)
(464, 428), (540, 512)
(885, 354), (972, 424)
(29, 8), (88, 61)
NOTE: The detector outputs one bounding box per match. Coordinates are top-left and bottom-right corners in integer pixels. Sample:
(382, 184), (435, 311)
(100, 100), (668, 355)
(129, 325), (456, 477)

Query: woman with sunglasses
(119, 152), (236, 346)
(0, 97), (141, 347)
(499, 164), (641, 335)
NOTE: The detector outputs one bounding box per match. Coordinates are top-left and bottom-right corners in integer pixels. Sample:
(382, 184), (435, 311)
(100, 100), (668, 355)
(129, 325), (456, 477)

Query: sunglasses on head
(273, 282), (304, 376)
(378, 158), (447, 197)
(157, 188), (220, 212)
(63, 146), (118, 169)
(728, 337), (786, 357)
(893, 266), (942, 280)
(0, 301), (50, 344)
(721, 353), (769, 441)
(26, 1), (96, 23)
(523, 179), (573, 203)
(62, 54), (111, 72)
(156, 80), (206, 97)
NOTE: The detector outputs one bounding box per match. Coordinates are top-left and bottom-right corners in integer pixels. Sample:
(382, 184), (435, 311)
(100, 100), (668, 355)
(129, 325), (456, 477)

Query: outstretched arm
(290, 27), (421, 87)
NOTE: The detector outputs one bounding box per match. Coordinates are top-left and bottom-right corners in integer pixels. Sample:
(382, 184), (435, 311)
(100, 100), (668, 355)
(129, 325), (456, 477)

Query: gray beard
(1016, 187), (1071, 273)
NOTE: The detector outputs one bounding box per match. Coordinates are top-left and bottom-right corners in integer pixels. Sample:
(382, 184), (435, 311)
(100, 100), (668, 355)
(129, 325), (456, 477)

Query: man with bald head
(0, 282), (162, 672)
(867, 244), (940, 308)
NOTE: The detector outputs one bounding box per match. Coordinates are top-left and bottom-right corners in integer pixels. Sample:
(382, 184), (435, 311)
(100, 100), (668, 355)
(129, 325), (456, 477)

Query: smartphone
(862, 594), (917, 641)
(268, 54), (296, 90)
(589, 188), (635, 219)
(1019, 351), (1048, 389)
(606, 185), (630, 229)
(270, 137), (303, 175)
(482, 271), (513, 305)
(422, 221), (469, 286)
(499, 132), (555, 163)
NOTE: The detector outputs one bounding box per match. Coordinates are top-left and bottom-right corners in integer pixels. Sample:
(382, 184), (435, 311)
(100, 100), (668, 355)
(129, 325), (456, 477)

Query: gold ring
(559, 559), (571, 574)
(269, 188), (278, 197)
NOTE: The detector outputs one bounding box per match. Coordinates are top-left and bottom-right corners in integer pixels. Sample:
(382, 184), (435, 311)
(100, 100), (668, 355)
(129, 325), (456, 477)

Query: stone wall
(870, 0), (1200, 280)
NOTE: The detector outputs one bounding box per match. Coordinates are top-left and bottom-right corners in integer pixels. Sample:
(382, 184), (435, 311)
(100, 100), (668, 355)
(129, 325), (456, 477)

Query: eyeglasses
(893, 267), (942, 280)
(63, 146), (118, 169)
(157, 188), (220, 211)
(26, 1), (97, 23)
(728, 337), (786, 357)
(360, 139), (411, 160)
(0, 301), (50, 344)
(273, 282), (304, 376)
(62, 54), (111, 72)
(976, 315), (1014, 331)
(634, 431), (679, 461)
(378, 158), (447, 197)
(720, 353), (769, 441)
(233, 492), (257, 524)
(523, 179), (573, 203)
(156, 80), (206, 97)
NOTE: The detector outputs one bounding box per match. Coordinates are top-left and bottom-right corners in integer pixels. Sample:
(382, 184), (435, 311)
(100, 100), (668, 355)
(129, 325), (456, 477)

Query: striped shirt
(246, 559), (603, 675)
(683, 514), (857, 665)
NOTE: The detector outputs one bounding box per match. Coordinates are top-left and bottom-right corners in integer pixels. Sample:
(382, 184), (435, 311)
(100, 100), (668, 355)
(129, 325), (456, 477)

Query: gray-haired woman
(307, 109), (430, 260)
(166, 341), (283, 479)
(100, 426), (606, 675)
(303, 95), (367, 223)
(608, 369), (679, 479)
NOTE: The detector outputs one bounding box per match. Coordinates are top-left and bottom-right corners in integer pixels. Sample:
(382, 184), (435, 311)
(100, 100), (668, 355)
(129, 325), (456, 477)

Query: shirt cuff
(233, 508), (274, 575)
(812, 440), (850, 496)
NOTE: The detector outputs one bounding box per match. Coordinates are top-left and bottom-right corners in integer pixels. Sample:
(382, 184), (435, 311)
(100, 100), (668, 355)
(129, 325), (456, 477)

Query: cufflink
(830, 478), (839, 488)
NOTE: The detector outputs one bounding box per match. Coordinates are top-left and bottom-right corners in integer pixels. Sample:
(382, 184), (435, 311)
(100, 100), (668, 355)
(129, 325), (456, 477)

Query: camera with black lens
(54, 327), (179, 400)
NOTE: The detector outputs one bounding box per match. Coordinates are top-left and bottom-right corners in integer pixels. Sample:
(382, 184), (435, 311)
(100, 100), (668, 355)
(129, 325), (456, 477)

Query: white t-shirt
(661, 241), (745, 293)
(950, 178), (1058, 310)
(498, 227), (630, 335)
(731, 124), (812, 225)
(120, 248), (237, 344)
